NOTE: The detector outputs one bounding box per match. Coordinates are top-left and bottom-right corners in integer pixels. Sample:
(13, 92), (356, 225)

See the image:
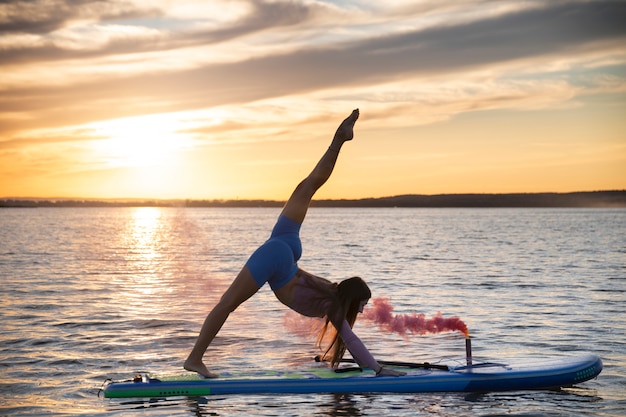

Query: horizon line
(2, 189), (625, 202)
(2, 190), (625, 208)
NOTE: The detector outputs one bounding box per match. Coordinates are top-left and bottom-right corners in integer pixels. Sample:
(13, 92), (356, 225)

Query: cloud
(1, 0), (625, 137)
(0, 0), (163, 34)
(0, 0), (336, 63)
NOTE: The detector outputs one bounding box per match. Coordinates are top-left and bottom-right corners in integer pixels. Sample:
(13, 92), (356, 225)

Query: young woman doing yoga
(184, 109), (405, 378)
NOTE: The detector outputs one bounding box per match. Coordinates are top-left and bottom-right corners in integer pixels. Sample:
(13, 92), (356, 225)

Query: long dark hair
(316, 277), (371, 368)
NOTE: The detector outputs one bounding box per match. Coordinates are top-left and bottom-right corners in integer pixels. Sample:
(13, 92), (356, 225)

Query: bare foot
(333, 109), (359, 143)
(184, 358), (219, 378)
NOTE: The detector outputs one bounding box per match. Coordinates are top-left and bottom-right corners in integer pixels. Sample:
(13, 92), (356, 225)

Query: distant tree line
(310, 191), (626, 208)
(1, 190), (625, 208)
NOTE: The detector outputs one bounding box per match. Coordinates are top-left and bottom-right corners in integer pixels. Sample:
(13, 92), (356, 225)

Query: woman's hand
(376, 366), (406, 377)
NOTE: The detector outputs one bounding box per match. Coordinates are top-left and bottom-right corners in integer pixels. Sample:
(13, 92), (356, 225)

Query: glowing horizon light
(89, 114), (194, 168)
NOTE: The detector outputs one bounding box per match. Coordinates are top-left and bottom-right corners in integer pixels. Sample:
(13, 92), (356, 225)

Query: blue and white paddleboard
(102, 353), (602, 398)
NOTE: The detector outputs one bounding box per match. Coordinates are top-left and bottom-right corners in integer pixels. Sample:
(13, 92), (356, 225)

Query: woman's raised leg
(280, 109), (359, 224)
(183, 267), (260, 377)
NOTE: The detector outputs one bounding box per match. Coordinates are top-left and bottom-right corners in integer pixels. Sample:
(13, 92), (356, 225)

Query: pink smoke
(282, 311), (324, 339)
(362, 297), (469, 338)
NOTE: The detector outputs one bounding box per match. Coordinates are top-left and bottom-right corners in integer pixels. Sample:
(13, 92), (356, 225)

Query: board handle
(314, 355), (449, 371)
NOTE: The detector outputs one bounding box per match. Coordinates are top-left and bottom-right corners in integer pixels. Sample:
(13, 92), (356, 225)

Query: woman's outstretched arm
(280, 109), (359, 224)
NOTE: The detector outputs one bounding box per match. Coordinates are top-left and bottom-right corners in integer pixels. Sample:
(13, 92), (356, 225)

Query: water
(1, 207), (624, 416)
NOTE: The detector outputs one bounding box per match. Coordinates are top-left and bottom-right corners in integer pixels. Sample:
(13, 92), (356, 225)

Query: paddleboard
(102, 353), (602, 398)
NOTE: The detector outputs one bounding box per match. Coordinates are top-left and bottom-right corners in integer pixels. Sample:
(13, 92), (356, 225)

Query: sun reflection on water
(119, 207), (169, 318)
(129, 207), (162, 262)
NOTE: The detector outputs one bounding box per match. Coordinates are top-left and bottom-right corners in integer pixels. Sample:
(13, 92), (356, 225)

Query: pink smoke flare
(282, 311), (324, 339)
(362, 297), (469, 338)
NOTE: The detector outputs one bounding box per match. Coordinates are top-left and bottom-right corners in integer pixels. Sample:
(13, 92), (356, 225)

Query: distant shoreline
(2, 190), (625, 208)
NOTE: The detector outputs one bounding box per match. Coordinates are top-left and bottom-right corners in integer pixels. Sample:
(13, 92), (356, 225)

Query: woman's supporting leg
(281, 109), (359, 224)
(184, 266), (260, 377)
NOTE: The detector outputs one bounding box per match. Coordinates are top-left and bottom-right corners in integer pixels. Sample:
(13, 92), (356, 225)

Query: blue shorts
(245, 215), (302, 291)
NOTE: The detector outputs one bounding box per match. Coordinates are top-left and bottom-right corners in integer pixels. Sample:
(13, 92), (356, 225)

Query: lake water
(1, 207), (624, 416)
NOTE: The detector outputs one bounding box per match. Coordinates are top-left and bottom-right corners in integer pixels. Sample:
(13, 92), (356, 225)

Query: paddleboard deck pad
(102, 353), (602, 398)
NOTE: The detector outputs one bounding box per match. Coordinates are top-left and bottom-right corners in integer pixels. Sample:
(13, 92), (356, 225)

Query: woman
(184, 109), (404, 378)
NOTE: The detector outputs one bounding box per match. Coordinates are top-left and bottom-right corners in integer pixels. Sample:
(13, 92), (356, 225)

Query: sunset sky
(1, 0), (625, 200)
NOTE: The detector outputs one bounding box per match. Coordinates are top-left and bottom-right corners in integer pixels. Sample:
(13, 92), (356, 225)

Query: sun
(90, 113), (191, 168)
